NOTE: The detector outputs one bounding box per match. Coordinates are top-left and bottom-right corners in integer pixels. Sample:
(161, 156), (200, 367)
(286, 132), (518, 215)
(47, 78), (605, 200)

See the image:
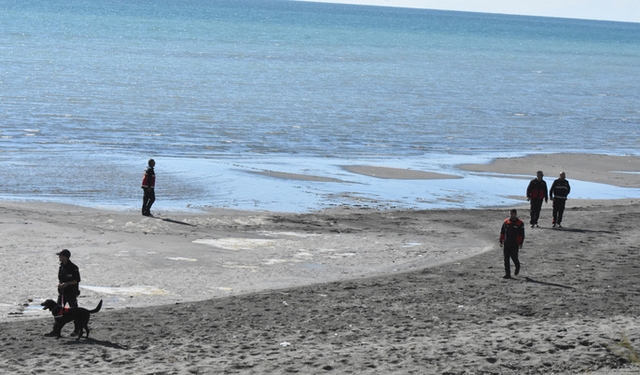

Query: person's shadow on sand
(525, 277), (575, 290)
(541, 227), (612, 234)
(152, 216), (196, 227)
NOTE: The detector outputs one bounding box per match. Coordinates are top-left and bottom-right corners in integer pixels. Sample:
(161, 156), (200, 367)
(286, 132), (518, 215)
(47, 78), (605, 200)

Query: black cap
(56, 249), (71, 258)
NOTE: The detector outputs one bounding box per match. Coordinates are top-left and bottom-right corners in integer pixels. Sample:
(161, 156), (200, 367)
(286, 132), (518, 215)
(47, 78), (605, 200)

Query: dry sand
(1, 153), (640, 374)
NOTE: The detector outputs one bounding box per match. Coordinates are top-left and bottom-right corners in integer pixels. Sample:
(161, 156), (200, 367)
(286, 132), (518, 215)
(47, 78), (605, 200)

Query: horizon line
(290, 0), (640, 24)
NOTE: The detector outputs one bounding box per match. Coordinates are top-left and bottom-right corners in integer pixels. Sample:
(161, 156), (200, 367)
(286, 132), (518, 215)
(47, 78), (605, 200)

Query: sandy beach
(1, 153), (640, 374)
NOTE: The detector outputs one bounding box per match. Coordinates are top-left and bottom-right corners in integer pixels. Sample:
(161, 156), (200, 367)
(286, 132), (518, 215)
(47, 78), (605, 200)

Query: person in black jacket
(500, 209), (525, 279)
(550, 171), (571, 228)
(56, 249), (81, 308)
(141, 159), (156, 216)
(45, 249), (82, 337)
(526, 171), (548, 228)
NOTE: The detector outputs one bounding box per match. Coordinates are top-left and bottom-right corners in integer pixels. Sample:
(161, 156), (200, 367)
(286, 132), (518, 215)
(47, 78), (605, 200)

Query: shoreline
(1, 152), (639, 213)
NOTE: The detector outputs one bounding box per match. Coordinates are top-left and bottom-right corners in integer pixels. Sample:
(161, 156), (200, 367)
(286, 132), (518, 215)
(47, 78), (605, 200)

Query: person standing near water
(526, 171), (548, 228)
(550, 171), (571, 228)
(142, 159), (156, 216)
(499, 209), (525, 279)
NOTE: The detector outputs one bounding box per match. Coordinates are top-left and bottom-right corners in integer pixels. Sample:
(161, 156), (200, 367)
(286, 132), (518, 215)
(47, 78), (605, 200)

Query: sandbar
(343, 165), (462, 180)
(458, 153), (640, 188)
(246, 170), (354, 183)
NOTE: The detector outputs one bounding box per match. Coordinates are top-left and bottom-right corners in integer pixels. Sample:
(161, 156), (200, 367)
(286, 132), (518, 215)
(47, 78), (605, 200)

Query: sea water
(1, 0), (639, 212)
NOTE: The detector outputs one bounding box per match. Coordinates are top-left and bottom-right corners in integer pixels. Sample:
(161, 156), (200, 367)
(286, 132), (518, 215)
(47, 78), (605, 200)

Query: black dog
(41, 299), (103, 340)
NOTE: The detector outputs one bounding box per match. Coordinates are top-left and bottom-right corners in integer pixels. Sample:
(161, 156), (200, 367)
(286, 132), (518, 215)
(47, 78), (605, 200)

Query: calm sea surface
(2, 0), (640, 211)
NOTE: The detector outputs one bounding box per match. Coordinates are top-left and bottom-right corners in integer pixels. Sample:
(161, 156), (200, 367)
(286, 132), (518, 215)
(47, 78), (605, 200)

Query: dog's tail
(89, 300), (103, 314)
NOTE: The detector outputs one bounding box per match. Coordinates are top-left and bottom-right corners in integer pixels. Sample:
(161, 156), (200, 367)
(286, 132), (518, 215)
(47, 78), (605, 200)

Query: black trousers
(553, 198), (566, 224)
(57, 290), (78, 308)
(529, 198), (544, 225)
(143, 188), (155, 215)
(503, 244), (520, 277)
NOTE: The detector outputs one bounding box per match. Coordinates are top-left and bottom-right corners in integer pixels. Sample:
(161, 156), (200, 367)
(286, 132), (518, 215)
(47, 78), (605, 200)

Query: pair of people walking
(526, 171), (571, 228)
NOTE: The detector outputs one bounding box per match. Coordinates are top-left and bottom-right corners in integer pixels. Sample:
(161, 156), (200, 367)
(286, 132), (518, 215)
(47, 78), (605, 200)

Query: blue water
(2, 0), (640, 212)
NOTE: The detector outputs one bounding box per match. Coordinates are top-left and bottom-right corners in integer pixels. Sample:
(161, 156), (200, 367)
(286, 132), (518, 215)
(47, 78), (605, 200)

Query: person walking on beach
(45, 249), (82, 337)
(142, 159), (156, 216)
(550, 171), (571, 228)
(499, 209), (525, 279)
(526, 171), (548, 228)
